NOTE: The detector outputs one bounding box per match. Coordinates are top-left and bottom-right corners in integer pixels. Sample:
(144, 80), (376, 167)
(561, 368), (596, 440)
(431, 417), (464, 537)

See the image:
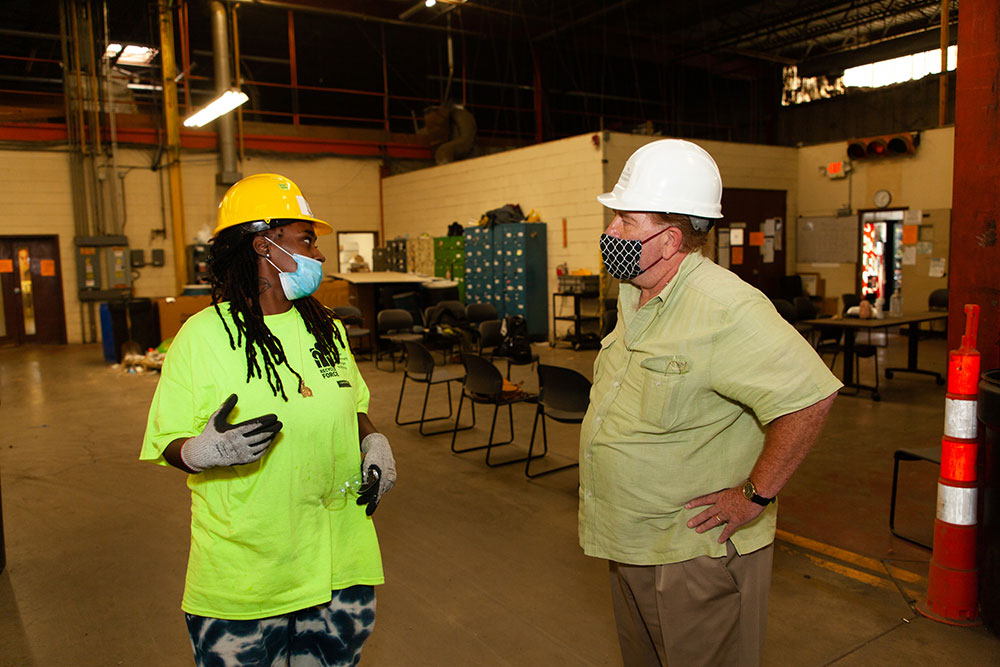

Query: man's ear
(661, 226), (684, 259)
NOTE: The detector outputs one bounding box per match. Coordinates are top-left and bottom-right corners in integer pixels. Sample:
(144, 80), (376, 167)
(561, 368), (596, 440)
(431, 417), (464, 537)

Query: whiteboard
(797, 216), (858, 263)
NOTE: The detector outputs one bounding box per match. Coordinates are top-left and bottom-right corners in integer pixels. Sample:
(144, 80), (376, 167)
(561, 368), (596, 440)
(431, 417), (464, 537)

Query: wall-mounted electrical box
(186, 244), (211, 284)
(130, 249), (145, 267)
(151, 248), (165, 267)
(75, 235), (131, 301)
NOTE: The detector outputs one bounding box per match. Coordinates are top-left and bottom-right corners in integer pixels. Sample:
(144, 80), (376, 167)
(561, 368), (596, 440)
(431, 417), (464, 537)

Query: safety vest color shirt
(579, 252), (842, 565)
(141, 305), (383, 619)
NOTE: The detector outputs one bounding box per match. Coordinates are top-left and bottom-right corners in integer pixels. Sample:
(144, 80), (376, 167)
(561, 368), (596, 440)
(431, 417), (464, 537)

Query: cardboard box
(313, 279), (350, 310)
(156, 295), (213, 340)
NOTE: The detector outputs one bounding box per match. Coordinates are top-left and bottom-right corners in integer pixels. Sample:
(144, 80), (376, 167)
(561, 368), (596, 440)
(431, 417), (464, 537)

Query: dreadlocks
(208, 223), (346, 401)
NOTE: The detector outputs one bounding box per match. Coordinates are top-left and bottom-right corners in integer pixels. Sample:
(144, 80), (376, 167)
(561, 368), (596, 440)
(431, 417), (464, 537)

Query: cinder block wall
(0, 128), (955, 345)
(382, 133), (607, 319)
(0, 148), (381, 343)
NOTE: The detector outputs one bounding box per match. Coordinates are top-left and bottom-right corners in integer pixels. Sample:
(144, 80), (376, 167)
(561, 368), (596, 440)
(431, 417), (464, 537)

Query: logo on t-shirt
(311, 346), (351, 384)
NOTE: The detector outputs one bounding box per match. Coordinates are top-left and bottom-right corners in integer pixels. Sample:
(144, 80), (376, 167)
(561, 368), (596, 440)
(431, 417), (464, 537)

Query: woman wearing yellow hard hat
(140, 173), (393, 666)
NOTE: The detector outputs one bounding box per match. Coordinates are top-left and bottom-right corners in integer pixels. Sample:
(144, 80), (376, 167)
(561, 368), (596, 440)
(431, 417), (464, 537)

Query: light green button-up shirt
(579, 252), (841, 565)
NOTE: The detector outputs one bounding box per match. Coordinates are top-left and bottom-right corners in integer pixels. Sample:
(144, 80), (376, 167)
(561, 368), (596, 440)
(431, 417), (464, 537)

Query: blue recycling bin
(99, 303), (116, 363)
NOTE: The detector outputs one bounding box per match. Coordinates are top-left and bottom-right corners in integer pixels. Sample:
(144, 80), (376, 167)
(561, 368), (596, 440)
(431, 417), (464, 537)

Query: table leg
(884, 323), (945, 384)
(841, 329), (855, 386)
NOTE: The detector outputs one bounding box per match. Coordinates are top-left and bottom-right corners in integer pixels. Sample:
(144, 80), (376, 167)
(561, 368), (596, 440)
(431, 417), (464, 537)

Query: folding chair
(394, 342), (468, 435)
(525, 364), (589, 478)
(376, 309), (423, 371)
(332, 305), (371, 361)
(479, 319), (539, 379)
(466, 303), (499, 350)
(450, 353), (540, 467)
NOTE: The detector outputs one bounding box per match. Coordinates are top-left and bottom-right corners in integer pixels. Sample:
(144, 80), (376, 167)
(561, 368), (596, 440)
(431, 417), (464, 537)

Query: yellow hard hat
(214, 173), (333, 237)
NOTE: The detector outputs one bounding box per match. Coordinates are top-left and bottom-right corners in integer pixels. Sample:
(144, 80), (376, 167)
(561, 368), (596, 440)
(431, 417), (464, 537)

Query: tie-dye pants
(184, 585), (376, 667)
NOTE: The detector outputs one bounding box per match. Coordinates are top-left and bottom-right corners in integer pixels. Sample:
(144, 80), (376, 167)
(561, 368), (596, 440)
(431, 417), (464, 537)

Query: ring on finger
(715, 514), (724, 525)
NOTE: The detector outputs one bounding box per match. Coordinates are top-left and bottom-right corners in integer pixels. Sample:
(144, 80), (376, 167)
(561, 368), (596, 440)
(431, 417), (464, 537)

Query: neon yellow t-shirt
(140, 304), (383, 620)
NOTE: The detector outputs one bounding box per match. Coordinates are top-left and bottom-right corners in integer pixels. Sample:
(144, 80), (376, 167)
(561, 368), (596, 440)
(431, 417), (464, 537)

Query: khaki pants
(609, 541), (774, 667)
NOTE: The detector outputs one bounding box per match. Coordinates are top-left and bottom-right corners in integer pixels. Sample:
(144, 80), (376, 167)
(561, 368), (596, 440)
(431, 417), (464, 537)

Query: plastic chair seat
(421, 367), (465, 384)
(384, 332), (424, 343)
(543, 406), (587, 422)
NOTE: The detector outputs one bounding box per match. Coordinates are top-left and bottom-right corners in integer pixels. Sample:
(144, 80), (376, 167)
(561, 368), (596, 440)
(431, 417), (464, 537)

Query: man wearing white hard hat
(579, 140), (841, 666)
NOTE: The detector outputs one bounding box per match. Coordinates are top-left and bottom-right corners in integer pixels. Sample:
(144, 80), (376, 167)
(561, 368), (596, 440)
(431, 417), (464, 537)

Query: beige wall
(0, 148), (381, 343)
(382, 133), (606, 305)
(0, 149), (82, 342)
(795, 126), (953, 311)
(1, 127), (956, 344)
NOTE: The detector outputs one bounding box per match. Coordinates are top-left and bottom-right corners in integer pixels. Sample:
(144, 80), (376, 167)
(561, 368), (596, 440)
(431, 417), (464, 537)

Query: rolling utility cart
(551, 275), (600, 349)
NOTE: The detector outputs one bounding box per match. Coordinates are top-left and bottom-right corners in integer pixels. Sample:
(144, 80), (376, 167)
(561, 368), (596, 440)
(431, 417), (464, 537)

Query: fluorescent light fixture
(183, 89), (249, 128)
(126, 82), (163, 91)
(105, 42), (159, 66)
(425, 0), (436, 6)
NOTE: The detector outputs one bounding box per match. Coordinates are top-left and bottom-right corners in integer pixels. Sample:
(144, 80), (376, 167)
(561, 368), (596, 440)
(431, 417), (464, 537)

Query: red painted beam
(0, 122), (432, 160)
(950, 0), (1000, 370)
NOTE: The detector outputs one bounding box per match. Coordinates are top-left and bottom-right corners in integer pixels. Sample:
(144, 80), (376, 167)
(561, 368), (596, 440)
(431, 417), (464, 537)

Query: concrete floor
(1, 333), (998, 666)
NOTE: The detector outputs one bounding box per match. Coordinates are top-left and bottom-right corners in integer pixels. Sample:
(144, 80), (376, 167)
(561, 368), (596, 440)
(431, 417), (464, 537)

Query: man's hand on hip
(684, 487), (765, 544)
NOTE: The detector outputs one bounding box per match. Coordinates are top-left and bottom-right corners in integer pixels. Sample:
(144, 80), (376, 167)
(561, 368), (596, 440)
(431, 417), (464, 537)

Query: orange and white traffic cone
(917, 304), (982, 626)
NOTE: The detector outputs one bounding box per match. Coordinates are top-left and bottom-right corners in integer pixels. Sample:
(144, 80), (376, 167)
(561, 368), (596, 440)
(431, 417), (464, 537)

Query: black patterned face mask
(599, 226), (669, 280)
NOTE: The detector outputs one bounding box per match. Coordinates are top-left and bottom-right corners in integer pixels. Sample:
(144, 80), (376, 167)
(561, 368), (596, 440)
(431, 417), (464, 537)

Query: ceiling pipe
(157, 0), (188, 295)
(211, 0), (240, 185)
(939, 0), (949, 126)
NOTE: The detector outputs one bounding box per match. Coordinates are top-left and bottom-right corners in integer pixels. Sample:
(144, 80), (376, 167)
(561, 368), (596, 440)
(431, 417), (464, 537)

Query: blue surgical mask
(264, 237), (323, 300)
(599, 226), (669, 281)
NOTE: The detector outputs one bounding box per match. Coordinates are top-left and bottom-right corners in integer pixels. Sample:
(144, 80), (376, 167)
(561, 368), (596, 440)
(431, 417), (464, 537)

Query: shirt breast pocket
(639, 355), (690, 431)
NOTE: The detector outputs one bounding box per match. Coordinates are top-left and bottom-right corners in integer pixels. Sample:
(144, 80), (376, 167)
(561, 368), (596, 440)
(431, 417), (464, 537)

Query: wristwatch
(742, 479), (775, 506)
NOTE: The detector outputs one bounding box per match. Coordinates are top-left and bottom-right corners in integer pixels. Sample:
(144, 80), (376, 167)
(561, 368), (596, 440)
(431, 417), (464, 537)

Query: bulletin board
(796, 216), (858, 263)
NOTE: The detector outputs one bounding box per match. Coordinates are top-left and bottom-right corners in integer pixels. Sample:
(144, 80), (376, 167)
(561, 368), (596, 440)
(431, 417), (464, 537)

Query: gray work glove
(356, 433), (397, 516)
(180, 394), (282, 472)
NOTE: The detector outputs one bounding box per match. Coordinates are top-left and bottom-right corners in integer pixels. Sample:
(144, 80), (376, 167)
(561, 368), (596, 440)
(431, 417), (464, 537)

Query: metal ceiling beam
(721, 0), (943, 53)
(0, 28), (62, 41)
(218, 0), (483, 36)
(796, 24), (958, 77)
(740, 2), (945, 56)
(532, 0), (643, 42)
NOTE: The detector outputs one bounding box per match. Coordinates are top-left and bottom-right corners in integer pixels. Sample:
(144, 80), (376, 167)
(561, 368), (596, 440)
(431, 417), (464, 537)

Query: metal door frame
(0, 235), (68, 345)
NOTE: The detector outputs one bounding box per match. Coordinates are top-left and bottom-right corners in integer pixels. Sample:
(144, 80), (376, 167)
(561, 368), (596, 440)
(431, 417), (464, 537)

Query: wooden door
(0, 237), (67, 345)
(717, 188), (788, 297)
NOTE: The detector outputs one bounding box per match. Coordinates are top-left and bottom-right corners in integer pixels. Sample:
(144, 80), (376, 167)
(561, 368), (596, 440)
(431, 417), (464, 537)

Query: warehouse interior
(1, 1), (1000, 665)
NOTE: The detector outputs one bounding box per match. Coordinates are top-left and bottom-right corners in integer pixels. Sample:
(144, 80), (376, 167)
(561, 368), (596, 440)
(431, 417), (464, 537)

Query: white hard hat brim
(596, 191), (723, 219)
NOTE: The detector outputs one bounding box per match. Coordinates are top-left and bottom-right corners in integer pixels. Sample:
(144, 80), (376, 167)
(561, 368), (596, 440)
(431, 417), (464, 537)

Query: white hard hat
(597, 139), (723, 219)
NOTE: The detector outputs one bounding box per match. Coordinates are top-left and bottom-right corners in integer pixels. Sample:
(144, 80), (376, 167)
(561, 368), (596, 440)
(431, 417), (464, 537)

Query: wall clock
(874, 189), (892, 208)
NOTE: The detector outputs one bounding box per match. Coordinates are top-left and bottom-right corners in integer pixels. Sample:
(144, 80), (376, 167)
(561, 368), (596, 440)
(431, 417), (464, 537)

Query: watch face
(742, 480), (755, 501)
(874, 189), (892, 208)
